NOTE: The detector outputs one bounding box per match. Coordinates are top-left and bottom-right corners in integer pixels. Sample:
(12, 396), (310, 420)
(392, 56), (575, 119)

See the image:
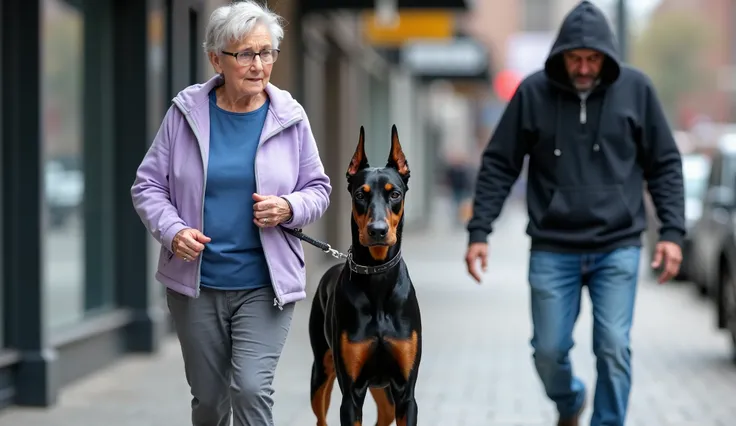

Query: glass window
(42, 0), (86, 330)
(0, 0), (5, 348)
(147, 0), (168, 303)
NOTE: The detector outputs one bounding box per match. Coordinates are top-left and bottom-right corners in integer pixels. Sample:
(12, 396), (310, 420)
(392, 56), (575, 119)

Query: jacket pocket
(160, 245), (175, 267)
(280, 229), (305, 268)
(540, 185), (634, 231)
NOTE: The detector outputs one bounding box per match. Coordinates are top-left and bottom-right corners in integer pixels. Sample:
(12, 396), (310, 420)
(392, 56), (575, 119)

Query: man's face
(563, 48), (604, 91)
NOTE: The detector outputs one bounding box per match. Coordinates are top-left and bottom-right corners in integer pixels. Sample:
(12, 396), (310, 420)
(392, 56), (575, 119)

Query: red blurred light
(493, 70), (522, 102)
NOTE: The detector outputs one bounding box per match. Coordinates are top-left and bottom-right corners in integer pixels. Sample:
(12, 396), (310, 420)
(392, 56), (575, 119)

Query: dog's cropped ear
(386, 124), (410, 181)
(346, 126), (369, 180)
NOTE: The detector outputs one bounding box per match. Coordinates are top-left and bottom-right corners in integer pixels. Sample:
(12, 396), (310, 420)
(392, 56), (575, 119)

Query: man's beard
(571, 73), (597, 90)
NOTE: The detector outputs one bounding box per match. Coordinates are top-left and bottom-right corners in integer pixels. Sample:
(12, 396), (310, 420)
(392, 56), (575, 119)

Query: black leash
(279, 226), (403, 275)
(279, 226), (348, 260)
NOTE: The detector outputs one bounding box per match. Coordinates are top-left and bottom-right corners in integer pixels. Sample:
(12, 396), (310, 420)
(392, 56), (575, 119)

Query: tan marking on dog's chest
(340, 332), (376, 381)
(384, 330), (419, 380)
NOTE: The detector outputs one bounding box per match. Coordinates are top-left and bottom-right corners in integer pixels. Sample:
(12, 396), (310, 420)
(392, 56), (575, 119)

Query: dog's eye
(355, 192), (365, 200)
(390, 191), (401, 199)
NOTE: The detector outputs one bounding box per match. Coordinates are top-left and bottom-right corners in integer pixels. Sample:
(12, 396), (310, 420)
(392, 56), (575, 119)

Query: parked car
(717, 239), (736, 361)
(644, 152), (710, 281)
(688, 135), (736, 356)
(690, 136), (736, 296)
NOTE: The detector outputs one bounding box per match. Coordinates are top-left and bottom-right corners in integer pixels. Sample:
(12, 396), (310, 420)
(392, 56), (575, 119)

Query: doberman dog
(308, 125), (422, 426)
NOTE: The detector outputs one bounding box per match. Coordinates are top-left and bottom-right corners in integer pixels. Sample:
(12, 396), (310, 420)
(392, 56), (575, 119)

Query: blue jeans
(528, 246), (640, 426)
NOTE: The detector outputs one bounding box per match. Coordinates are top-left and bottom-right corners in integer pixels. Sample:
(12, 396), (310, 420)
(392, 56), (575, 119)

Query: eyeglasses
(221, 49), (280, 66)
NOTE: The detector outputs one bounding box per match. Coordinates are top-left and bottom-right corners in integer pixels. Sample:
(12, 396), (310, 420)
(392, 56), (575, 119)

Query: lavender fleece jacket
(131, 75), (332, 307)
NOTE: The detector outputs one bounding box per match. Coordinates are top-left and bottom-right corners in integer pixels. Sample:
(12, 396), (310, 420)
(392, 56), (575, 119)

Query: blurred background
(3, 0), (736, 424)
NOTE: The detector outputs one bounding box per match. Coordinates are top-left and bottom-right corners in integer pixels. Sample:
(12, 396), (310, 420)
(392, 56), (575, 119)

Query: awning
(302, 0), (469, 15)
(361, 10), (456, 47)
(400, 37), (491, 83)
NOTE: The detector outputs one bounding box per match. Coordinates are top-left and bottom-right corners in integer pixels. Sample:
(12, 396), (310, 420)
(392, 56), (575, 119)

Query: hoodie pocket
(540, 185), (634, 231)
(160, 245), (175, 267)
(280, 229), (305, 268)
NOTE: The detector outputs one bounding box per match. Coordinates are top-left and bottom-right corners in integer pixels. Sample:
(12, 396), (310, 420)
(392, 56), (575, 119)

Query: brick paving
(2, 200), (736, 425)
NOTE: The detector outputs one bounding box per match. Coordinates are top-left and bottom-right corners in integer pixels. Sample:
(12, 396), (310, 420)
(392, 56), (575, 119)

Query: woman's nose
(251, 56), (263, 71)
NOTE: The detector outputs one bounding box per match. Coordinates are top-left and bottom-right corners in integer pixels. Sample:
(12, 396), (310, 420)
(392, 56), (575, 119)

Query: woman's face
(209, 24), (274, 98)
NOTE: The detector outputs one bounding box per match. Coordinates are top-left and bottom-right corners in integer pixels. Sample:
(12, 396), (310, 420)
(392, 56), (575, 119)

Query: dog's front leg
(387, 330), (421, 426)
(392, 393), (418, 426)
(390, 377), (418, 426)
(334, 331), (375, 425)
(338, 382), (368, 426)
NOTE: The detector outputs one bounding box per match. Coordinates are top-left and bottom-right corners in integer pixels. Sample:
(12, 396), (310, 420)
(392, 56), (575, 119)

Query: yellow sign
(361, 10), (456, 47)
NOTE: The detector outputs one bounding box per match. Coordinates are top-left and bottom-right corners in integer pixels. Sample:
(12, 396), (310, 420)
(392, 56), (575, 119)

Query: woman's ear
(209, 51), (223, 74)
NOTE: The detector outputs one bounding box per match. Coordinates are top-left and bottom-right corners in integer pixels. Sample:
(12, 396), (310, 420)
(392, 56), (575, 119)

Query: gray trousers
(166, 285), (295, 426)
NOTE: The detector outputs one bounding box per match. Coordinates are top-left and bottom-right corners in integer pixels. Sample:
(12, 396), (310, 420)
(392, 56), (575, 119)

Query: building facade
(0, 0), (221, 408)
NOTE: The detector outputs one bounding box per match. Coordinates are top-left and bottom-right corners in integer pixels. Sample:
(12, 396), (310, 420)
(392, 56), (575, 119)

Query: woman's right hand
(172, 228), (211, 262)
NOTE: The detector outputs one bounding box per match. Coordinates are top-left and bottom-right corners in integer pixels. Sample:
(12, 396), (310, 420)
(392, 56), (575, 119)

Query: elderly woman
(130, 2), (331, 425)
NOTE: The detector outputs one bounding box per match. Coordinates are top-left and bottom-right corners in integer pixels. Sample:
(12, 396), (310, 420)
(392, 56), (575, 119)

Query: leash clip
(323, 244), (348, 260)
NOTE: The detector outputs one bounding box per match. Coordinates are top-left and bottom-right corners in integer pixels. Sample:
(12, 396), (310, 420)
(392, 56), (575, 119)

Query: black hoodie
(467, 0), (685, 252)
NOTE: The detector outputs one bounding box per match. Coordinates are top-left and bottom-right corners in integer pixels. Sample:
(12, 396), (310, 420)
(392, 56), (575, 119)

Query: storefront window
(0, 0), (5, 348)
(147, 0), (168, 303)
(42, 0), (86, 330)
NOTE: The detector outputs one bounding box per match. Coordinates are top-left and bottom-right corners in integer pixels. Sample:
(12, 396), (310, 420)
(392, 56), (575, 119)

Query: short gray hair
(202, 1), (285, 54)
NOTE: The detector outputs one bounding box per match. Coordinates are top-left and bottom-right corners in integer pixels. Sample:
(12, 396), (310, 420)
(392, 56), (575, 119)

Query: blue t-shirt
(199, 88), (272, 290)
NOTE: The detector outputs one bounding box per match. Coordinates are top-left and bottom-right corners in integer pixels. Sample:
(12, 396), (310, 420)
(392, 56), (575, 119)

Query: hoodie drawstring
(552, 88), (610, 159)
(592, 90), (610, 153)
(553, 95), (563, 158)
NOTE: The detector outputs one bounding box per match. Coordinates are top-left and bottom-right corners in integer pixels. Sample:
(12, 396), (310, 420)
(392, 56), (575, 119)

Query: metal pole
(616, 0), (628, 62)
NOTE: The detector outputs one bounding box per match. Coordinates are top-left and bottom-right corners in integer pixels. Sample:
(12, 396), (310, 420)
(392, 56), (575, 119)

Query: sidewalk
(2, 201), (736, 425)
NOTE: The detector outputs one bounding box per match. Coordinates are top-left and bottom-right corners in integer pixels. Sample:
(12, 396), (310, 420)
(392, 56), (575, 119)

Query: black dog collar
(347, 247), (403, 275)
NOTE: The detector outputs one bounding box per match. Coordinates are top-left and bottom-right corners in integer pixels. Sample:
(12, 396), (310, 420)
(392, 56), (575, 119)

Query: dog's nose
(367, 221), (389, 239)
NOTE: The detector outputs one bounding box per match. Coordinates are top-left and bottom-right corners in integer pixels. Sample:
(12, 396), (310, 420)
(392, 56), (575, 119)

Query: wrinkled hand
(465, 242), (489, 284)
(253, 193), (292, 228)
(172, 228), (211, 262)
(651, 241), (682, 284)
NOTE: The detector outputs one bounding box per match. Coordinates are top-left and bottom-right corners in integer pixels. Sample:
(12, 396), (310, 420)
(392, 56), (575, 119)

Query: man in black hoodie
(464, 2), (684, 426)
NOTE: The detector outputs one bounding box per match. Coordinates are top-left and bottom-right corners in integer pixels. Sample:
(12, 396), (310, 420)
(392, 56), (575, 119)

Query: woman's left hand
(252, 193), (293, 228)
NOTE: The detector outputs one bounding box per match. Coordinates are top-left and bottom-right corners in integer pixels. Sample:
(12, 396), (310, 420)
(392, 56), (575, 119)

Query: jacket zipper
(255, 115), (303, 310)
(173, 99), (206, 298)
(579, 98), (587, 124)
(174, 99), (303, 305)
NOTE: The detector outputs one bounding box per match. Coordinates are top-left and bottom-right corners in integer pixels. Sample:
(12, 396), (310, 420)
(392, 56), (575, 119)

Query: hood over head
(544, 0), (621, 89)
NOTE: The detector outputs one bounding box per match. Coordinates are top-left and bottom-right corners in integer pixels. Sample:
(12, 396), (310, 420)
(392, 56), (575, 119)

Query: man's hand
(172, 228), (211, 262)
(651, 241), (682, 284)
(465, 242), (489, 284)
(252, 193), (293, 228)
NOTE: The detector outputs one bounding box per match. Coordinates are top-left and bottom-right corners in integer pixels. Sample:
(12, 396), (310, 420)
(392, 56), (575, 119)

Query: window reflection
(42, 0), (85, 330)
(147, 2), (168, 304)
(0, 0), (4, 348)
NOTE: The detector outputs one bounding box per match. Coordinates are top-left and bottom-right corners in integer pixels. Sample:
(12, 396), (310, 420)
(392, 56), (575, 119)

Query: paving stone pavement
(2, 201), (736, 426)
